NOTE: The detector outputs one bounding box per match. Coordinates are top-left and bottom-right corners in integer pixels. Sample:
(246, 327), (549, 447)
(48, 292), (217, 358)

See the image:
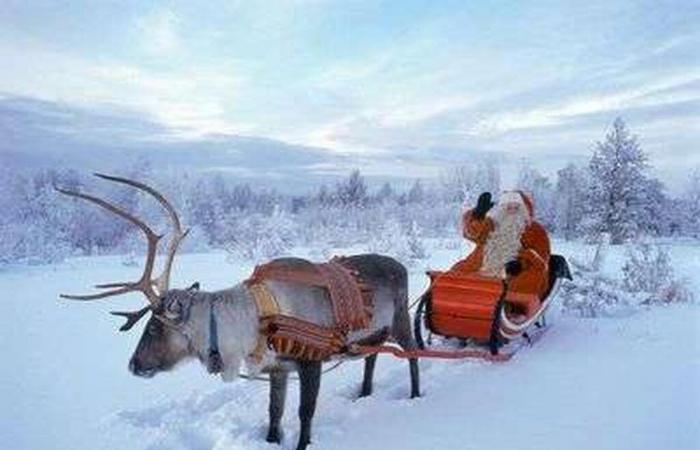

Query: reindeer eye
(152, 303), (165, 315)
(167, 300), (180, 313)
(163, 298), (184, 321)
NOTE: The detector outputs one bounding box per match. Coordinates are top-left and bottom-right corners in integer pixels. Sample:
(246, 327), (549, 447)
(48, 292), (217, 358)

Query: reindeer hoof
(359, 387), (372, 398)
(266, 428), (282, 443)
(295, 438), (311, 450)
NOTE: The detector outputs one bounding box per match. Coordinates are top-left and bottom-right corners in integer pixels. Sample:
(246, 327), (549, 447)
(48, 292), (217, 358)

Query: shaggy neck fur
(481, 205), (528, 278)
(182, 284), (261, 382)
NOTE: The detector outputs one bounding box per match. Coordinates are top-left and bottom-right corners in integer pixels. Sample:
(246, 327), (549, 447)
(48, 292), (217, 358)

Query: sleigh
(412, 254), (572, 359)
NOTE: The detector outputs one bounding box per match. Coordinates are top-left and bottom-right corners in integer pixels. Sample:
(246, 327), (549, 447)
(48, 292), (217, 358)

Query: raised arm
(462, 192), (495, 243)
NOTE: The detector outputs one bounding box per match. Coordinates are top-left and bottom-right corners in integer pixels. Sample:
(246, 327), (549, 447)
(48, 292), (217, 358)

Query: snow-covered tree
(368, 219), (428, 266)
(679, 169), (700, 237)
(407, 180), (425, 204)
(586, 118), (654, 244)
(2, 148), (694, 267)
(315, 184), (333, 207)
(224, 205), (297, 261)
(335, 170), (368, 207)
(638, 177), (667, 236)
(375, 182), (395, 204)
(554, 163), (588, 240)
(517, 161), (556, 231)
(440, 160), (500, 205)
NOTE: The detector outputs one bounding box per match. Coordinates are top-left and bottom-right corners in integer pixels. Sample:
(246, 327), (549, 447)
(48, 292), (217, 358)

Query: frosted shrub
(560, 238), (633, 317)
(121, 251), (139, 267)
(622, 242), (672, 293)
(560, 273), (630, 318)
(622, 242), (694, 304)
(0, 222), (72, 266)
(368, 219), (429, 266)
(369, 219), (402, 254)
(407, 221), (428, 260)
(561, 239), (694, 317)
(652, 280), (695, 304)
(178, 225), (212, 253)
(224, 208), (297, 261)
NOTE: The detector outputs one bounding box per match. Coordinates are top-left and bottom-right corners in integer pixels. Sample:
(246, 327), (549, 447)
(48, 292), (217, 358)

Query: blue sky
(1, 0), (698, 188)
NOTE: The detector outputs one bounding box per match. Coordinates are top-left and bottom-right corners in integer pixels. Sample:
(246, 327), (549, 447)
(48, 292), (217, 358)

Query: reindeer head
(128, 283), (205, 377)
(56, 174), (197, 378)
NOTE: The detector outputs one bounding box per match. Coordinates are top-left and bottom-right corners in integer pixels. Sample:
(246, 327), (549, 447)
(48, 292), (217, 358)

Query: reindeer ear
(188, 282), (201, 292)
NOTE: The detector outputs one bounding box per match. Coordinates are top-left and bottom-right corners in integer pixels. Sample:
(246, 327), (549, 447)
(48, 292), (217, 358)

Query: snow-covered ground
(2, 240), (699, 450)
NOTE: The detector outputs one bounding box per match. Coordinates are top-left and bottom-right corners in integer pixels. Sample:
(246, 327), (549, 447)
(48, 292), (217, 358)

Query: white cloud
(135, 9), (182, 57)
(0, 41), (253, 138)
(467, 72), (700, 137)
(650, 32), (700, 56)
(1, 1), (697, 180)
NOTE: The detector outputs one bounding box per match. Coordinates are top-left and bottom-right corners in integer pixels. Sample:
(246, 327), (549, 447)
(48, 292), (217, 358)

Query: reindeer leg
(296, 360), (322, 450)
(407, 357), (420, 399)
(394, 308), (421, 399)
(359, 354), (377, 398)
(266, 369), (288, 444)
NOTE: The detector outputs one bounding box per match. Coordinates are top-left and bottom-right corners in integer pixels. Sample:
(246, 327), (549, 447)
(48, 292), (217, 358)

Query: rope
(348, 344), (512, 362)
(237, 360), (347, 382)
(235, 341), (512, 383)
(408, 293), (424, 311)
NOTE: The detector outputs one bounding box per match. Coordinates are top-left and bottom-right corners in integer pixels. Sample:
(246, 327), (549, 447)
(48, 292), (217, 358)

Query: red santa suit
(450, 191), (551, 297)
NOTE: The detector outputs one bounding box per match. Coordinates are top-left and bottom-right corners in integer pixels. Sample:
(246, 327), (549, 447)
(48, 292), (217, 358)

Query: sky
(1, 0), (699, 189)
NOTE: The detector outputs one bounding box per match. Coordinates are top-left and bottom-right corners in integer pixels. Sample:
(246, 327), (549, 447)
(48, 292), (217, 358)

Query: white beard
(480, 206), (527, 278)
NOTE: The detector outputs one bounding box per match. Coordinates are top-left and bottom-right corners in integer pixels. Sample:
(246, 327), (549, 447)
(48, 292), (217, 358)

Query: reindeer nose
(129, 358), (157, 377)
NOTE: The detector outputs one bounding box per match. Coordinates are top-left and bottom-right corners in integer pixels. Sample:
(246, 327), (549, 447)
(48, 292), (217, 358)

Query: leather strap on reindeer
(248, 283), (281, 362)
(247, 257), (373, 332)
(246, 257), (373, 362)
(261, 316), (346, 361)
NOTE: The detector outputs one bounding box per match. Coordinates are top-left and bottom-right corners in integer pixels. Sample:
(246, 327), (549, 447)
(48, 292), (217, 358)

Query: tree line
(1, 118), (698, 265)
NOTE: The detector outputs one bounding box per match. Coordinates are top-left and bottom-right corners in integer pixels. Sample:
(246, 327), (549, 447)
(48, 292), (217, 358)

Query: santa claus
(450, 191), (551, 297)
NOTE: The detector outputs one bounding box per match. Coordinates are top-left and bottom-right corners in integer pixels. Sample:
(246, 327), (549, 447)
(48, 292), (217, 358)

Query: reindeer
(56, 174), (420, 450)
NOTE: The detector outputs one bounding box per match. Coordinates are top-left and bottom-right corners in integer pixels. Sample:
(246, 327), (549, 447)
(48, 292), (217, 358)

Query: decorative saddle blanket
(246, 256), (373, 361)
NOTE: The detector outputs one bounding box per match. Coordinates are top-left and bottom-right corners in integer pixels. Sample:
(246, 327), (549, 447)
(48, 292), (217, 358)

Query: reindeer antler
(93, 173), (190, 295)
(55, 174), (188, 313)
(110, 306), (152, 332)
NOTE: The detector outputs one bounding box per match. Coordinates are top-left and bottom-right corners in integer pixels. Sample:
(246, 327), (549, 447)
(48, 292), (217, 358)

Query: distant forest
(2, 119), (699, 265)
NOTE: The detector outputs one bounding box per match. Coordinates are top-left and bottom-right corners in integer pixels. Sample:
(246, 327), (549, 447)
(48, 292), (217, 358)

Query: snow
(1, 241), (699, 450)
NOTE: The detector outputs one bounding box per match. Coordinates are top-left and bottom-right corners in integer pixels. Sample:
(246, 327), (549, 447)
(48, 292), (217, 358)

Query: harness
(248, 283), (281, 362)
(246, 257), (373, 362)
